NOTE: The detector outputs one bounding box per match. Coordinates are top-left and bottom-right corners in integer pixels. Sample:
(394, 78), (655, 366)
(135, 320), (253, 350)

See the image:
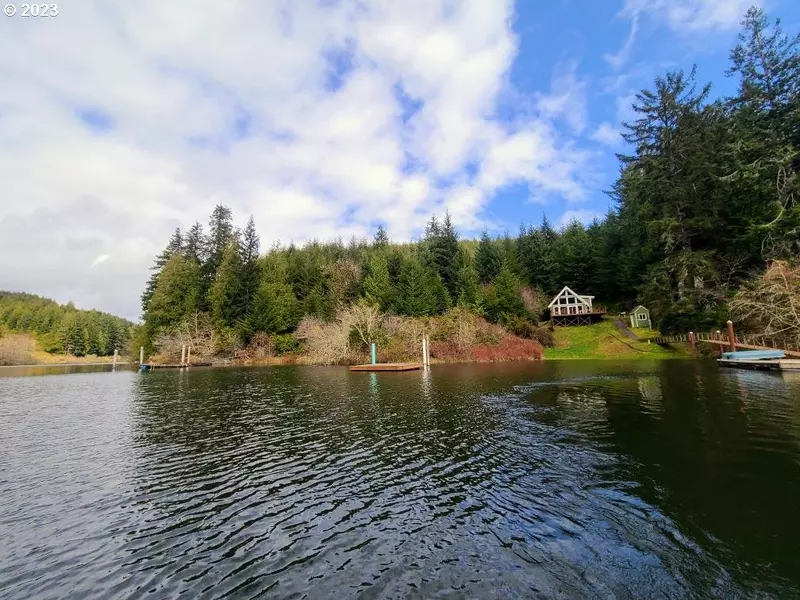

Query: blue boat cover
(722, 350), (785, 360)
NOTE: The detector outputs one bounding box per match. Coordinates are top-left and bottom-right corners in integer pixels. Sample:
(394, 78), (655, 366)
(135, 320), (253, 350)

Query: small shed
(629, 305), (651, 329)
(548, 286), (605, 326)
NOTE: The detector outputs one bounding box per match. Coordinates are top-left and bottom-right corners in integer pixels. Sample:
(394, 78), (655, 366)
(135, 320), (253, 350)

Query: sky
(1, 0), (798, 321)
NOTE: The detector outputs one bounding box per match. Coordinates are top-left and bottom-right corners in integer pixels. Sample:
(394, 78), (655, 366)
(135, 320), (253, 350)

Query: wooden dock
(349, 362), (423, 372)
(140, 362), (212, 371)
(717, 359), (800, 372)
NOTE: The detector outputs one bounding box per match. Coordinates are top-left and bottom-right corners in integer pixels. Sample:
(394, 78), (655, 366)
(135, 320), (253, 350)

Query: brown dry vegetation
(146, 304), (544, 366)
(150, 311), (240, 363)
(730, 260), (800, 346)
(0, 331), (117, 366)
(0, 333), (36, 366)
(296, 305), (542, 365)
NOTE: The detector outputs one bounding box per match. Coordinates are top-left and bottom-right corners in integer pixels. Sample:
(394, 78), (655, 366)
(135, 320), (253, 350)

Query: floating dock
(139, 362), (212, 372)
(717, 359), (800, 371)
(349, 362), (423, 372)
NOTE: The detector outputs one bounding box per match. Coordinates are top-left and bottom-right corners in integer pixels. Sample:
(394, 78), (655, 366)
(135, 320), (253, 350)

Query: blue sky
(0, 0), (798, 319)
(503, 0), (800, 230)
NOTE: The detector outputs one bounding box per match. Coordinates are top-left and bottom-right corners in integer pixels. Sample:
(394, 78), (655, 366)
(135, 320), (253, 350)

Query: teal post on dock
(371, 343), (377, 365)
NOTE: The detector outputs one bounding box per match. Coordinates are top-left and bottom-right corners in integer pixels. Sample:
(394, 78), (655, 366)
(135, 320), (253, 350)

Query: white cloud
(535, 61), (588, 135)
(605, 11), (640, 70)
(622, 0), (760, 32)
(0, 0), (593, 320)
(590, 122), (623, 147)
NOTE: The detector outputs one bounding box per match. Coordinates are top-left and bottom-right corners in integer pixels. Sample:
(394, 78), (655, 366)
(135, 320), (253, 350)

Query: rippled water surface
(2, 361), (800, 599)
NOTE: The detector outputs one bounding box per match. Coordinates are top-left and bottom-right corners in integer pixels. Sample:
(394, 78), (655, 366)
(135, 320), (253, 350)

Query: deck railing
(653, 328), (800, 357)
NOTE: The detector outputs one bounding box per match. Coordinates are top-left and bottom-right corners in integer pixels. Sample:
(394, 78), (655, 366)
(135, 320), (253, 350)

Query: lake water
(1, 361), (799, 599)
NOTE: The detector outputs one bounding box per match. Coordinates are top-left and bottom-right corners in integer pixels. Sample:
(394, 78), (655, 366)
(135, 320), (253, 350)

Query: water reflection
(2, 361), (799, 598)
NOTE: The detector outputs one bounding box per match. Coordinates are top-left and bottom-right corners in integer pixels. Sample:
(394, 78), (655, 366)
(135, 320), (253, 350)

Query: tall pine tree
(239, 216), (261, 318)
(475, 230), (502, 283)
(141, 228), (182, 316)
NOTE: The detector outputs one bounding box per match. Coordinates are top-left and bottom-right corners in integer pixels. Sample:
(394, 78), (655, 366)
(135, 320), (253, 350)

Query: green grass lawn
(543, 317), (690, 360)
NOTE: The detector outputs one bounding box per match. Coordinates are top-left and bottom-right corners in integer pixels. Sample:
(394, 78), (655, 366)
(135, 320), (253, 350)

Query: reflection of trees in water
(578, 361), (800, 589)
(129, 365), (510, 493)
(637, 376), (662, 405)
(127, 362), (800, 593)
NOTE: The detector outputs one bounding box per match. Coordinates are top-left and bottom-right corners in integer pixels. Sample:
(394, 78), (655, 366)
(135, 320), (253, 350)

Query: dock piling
(371, 343), (377, 365)
(727, 321), (736, 352)
(140, 346), (144, 365)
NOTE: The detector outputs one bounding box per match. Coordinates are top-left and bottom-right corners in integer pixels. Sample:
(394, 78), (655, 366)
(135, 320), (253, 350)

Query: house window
(638, 313), (647, 321)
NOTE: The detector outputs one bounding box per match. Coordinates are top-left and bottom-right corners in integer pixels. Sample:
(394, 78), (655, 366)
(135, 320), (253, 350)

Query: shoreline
(0, 361), (130, 368)
(0, 355), (695, 370)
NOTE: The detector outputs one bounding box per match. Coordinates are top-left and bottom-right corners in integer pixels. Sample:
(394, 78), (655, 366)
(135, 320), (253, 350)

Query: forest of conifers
(135, 7), (799, 358)
(0, 292), (132, 357)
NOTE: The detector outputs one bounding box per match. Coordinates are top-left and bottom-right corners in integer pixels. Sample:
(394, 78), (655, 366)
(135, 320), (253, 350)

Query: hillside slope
(0, 291), (132, 359)
(543, 318), (689, 360)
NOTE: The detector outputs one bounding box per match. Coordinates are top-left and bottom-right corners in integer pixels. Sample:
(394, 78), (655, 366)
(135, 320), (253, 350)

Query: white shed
(629, 305), (652, 329)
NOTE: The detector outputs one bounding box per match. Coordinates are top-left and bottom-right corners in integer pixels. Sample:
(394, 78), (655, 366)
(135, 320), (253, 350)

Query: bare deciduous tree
(730, 260), (800, 345)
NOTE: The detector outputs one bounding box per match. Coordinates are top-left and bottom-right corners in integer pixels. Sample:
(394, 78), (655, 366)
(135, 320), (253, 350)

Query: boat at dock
(721, 350), (785, 360)
(717, 350), (800, 371)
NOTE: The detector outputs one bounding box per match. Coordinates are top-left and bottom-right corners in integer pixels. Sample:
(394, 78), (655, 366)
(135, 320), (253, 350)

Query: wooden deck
(551, 312), (607, 327)
(349, 363), (423, 372)
(717, 359), (800, 372)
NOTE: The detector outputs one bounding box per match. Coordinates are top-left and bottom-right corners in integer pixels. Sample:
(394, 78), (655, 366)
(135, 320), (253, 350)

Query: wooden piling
(181, 345), (186, 367)
(187, 346), (191, 366)
(113, 349), (118, 369)
(726, 321), (736, 352)
(140, 346), (144, 365)
(689, 332), (697, 358)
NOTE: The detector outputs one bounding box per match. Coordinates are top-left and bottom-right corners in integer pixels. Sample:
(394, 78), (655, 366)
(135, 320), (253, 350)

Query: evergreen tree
(540, 214), (557, 243)
(145, 254), (202, 331)
(239, 216), (261, 316)
(726, 8), (800, 258)
(728, 7), (800, 120)
(141, 228), (182, 315)
(484, 262), (525, 323)
(362, 252), (392, 310)
(529, 224), (558, 294)
(556, 220), (594, 292)
(183, 222), (205, 264)
(203, 204), (235, 304)
(373, 224), (389, 248)
(303, 284), (327, 318)
(430, 272), (452, 314)
(247, 280), (300, 334)
(397, 256), (437, 316)
(386, 248), (404, 288)
(209, 242), (244, 329)
(455, 250), (479, 308)
(421, 212), (459, 300)
(475, 230), (502, 283)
